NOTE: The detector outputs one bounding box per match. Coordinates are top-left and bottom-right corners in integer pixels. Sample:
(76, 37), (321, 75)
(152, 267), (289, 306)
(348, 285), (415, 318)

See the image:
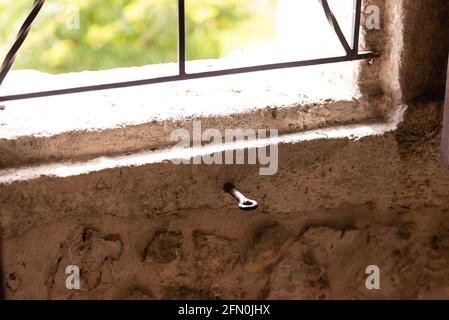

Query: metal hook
(224, 183), (258, 211)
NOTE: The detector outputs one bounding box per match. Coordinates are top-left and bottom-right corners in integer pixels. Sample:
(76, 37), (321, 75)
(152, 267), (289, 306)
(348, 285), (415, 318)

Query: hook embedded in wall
(224, 183), (258, 211)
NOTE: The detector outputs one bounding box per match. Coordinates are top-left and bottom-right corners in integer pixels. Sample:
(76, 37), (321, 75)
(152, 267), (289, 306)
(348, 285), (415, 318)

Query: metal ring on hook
(224, 183), (259, 211)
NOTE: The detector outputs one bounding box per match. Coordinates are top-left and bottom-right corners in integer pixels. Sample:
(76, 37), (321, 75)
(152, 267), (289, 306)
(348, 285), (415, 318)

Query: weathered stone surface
(1, 0), (449, 300)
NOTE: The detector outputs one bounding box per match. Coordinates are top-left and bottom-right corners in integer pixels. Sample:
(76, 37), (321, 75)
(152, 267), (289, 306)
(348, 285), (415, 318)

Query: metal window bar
(0, 0), (378, 103)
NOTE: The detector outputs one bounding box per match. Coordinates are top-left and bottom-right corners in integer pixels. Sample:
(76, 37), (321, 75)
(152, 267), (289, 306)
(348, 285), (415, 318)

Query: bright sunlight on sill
(0, 0), (367, 139)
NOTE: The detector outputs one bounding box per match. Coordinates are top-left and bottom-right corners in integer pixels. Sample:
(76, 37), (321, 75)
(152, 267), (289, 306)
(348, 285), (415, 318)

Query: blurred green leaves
(0, 0), (275, 73)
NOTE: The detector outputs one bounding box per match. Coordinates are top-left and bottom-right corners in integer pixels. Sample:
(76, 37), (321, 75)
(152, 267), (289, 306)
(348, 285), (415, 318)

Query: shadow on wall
(401, 0), (449, 102)
(0, 229), (4, 300)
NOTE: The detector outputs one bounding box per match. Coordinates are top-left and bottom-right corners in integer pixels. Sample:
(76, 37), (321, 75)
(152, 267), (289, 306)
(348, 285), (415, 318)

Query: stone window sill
(0, 59), (386, 173)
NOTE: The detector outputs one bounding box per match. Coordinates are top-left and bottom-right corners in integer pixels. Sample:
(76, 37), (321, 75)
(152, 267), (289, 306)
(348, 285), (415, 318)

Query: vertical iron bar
(177, 0), (186, 76)
(352, 0), (362, 55)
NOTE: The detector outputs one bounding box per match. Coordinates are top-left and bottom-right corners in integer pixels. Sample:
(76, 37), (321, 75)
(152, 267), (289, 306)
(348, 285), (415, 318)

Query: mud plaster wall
(1, 102), (449, 299)
(1, 1), (449, 300)
(359, 0), (449, 110)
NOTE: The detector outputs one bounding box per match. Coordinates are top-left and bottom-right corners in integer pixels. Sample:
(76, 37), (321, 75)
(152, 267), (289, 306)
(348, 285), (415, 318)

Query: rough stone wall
(0, 99), (378, 169)
(1, 0), (449, 300)
(2, 101), (449, 299)
(400, 0), (449, 102)
(359, 0), (449, 110)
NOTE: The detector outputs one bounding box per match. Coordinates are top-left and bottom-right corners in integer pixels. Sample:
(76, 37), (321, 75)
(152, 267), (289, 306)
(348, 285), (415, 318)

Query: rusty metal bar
(352, 0), (362, 53)
(0, 0), (376, 103)
(177, 0), (186, 76)
(0, 0), (45, 86)
(0, 52), (378, 103)
(318, 0), (352, 55)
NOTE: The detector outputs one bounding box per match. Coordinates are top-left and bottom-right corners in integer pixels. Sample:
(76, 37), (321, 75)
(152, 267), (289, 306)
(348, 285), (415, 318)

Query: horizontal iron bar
(0, 52), (378, 103)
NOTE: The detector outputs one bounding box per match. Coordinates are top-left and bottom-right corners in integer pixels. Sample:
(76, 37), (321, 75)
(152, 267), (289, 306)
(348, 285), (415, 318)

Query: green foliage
(0, 0), (276, 73)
